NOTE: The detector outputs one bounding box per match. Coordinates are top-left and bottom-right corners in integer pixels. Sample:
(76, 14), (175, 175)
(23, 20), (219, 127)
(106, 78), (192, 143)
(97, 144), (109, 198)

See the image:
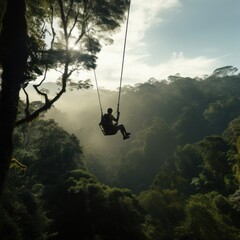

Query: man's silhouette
(100, 108), (131, 140)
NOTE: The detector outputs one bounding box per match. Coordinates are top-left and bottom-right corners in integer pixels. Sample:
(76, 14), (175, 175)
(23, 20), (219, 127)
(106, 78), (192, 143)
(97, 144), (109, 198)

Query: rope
(117, 0), (131, 113)
(93, 69), (103, 116)
(87, 35), (104, 116)
(91, 0), (131, 117)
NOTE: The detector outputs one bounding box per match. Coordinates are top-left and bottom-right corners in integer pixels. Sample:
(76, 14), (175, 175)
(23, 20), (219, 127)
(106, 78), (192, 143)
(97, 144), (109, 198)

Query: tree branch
(57, 0), (68, 48)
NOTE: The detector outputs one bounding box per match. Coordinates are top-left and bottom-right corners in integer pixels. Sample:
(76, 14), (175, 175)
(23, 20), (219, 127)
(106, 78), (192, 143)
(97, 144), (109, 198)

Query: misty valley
(1, 67), (240, 240)
(0, 0), (239, 239)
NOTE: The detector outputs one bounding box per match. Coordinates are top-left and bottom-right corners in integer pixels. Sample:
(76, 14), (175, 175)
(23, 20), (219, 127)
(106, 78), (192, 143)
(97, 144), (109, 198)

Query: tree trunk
(0, 0), (28, 195)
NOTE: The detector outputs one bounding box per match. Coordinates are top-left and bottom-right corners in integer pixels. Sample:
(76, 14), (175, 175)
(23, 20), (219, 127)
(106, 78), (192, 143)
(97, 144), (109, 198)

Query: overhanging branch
(16, 82), (66, 126)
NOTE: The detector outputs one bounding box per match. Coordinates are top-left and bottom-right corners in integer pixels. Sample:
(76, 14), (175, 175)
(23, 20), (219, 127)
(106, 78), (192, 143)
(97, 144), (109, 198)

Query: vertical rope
(117, 0), (131, 113)
(93, 69), (103, 116)
(87, 35), (103, 116)
(90, 0), (131, 117)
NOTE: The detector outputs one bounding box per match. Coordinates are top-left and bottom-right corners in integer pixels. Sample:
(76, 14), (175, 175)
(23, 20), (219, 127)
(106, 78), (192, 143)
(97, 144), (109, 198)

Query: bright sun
(68, 37), (80, 51)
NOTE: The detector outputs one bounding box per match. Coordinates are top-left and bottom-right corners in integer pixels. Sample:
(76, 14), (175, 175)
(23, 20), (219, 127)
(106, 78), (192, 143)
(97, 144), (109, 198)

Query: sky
(79, 0), (240, 90)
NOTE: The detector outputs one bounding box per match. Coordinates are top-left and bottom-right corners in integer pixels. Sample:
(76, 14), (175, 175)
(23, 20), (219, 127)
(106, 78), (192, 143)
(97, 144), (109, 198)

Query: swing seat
(99, 123), (117, 136)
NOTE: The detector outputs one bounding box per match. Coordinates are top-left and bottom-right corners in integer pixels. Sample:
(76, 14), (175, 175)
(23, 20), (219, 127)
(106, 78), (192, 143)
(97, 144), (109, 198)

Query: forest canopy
(0, 0), (240, 239)
(1, 66), (240, 239)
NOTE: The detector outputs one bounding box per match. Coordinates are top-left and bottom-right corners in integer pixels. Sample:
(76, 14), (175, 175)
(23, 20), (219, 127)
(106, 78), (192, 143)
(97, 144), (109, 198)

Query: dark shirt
(101, 113), (118, 130)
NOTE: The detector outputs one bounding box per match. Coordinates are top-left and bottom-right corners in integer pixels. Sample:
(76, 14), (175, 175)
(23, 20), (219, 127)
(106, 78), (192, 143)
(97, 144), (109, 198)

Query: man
(100, 108), (131, 140)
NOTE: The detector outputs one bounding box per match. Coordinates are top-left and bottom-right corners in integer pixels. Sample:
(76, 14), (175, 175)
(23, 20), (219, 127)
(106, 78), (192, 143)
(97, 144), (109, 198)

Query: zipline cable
(117, 0), (131, 113)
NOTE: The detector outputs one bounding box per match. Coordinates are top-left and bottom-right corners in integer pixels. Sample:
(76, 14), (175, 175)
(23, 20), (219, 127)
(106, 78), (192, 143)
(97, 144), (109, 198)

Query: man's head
(107, 108), (113, 114)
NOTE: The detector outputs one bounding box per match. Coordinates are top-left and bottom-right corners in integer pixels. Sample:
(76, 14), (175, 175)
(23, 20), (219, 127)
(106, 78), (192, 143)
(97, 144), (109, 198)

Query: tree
(175, 144), (202, 181)
(42, 169), (149, 240)
(212, 66), (238, 78)
(223, 118), (240, 184)
(192, 136), (235, 194)
(0, 0), (130, 194)
(0, 0), (29, 195)
(176, 192), (240, 240)
(139, 189), (185, 240)
(116, 117), (176, 192)
(0, 186), (49, 240)
(203, 97), (240, 133)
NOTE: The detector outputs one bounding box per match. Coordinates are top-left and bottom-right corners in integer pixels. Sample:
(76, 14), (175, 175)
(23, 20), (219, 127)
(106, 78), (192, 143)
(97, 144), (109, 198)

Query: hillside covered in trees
(1, 67), (240, 240)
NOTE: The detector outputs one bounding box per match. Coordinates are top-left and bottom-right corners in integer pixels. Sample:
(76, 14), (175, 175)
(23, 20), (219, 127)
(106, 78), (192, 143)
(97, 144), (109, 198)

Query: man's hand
(117, 111), (120, 119)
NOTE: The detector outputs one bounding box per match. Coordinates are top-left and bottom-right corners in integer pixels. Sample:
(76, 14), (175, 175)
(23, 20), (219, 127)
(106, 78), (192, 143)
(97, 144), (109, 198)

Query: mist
(20, 68), (240, 191)
(21, 83), (133, 165)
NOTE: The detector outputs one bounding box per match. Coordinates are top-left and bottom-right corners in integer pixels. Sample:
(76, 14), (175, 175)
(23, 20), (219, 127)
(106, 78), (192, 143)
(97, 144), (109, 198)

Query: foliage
(1, 0), (240, 237)
(175, 192), (240, 240)
(0, 184), (49, 240)
(139, 189), (185, 240)
(2, 117), (154, 240)
(116, 117), (176, 192)
(42, 168), (149, 239)
(2, 67), (240, 239)
(11, 0), (130, 125)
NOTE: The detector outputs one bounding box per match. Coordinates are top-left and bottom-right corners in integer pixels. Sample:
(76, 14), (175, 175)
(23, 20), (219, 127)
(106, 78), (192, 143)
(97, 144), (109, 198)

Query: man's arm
(111, 112), (120, 123)
(111, 115), (118, 123)
(117, 111), (120, 122)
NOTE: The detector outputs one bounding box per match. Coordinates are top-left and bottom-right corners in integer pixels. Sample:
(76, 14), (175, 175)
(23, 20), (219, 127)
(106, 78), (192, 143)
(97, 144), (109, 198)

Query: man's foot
(126, 132), (131, 136)
(123, 135), (130, 140)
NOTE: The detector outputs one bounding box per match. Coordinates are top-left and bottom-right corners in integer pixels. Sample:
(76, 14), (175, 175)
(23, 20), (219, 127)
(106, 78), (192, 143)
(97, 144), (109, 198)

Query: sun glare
(68, 38), (80, 51)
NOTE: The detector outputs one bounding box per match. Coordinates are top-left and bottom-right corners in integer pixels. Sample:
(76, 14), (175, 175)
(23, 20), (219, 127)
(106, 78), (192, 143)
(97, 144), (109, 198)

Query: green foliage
(0, 188), (49, 240)
(23, 0), (129, 80)
(197, 136), (230, 173)
(152, 168), (189, 194)
(229, 190), (240, 226)
(13, 119), (83, 184)
(4, 117), (152, 240)
(140, 189), (185, 224)
(75, 69), (240, 196)
(42, 168), (149, 240)
(3, 67), (240, 239)
(193, 136), (236, 194)
(204, 96), (240, 133)
(175, 144), (202, 181)
(223, 117), (240, 145)
(116, 117), (176, 192)
(176, 192), (240, 240)
(1, 117), (84, 239)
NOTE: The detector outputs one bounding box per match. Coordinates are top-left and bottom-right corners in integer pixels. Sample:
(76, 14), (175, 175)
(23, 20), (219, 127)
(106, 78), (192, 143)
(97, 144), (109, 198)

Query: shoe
(123, 135), (130, 140)
(126, 132), (131, 136)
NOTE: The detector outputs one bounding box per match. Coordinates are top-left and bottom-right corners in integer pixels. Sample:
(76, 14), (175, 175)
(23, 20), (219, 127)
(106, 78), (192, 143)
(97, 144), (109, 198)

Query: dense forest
(1, 66), (240, 240)
(0, 0), (239, 239)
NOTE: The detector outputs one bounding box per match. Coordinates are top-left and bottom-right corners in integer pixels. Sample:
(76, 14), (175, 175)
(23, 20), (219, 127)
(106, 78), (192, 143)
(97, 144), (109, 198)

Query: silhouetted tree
(0, 0), (130, 194)
(0, 0), (29, 195)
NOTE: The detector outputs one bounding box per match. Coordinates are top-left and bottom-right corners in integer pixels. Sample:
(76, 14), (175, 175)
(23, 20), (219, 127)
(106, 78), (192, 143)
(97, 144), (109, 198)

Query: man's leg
(117, 125), (130, 139)
(116, 124), (125, 136)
